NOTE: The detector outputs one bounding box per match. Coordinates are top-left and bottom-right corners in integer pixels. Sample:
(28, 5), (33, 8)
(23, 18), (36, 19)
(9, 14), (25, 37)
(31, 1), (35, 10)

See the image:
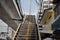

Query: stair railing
(12, 15), (26, 40)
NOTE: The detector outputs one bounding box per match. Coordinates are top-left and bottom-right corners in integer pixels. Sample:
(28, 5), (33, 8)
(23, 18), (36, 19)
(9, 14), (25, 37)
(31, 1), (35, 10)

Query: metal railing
(12, 15), (26, 40)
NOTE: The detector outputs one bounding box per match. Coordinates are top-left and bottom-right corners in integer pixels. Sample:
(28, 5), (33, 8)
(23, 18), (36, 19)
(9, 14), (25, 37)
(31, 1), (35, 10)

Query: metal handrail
(12, 15), (26, 40)
(37, 25), (42, 40)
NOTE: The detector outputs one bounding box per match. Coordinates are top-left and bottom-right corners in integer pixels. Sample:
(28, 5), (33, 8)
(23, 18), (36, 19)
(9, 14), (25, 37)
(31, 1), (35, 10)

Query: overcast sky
(20, 0), (39, 15)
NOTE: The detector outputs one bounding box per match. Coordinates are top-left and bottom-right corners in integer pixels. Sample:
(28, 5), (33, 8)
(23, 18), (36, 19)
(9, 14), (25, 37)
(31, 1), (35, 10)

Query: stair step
(17, 31), (37, 35)
(16, 36), (37, 39)
(19, 27), (28, 30)
(17, 35), (37, 37)
(18, 30), (35, 33)
(17, 32), (37, 36)
(16, 37), (37, 40)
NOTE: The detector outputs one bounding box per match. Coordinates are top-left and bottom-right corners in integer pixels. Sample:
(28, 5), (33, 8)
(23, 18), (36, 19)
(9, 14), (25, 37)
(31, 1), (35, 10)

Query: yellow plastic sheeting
(41, 9), (55, 30)
(41, 9), (54, 24)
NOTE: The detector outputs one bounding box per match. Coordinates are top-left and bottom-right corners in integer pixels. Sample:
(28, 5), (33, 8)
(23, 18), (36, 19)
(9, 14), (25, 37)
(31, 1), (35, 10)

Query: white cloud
(23, 11), (29, 15)
(23, 11), (38, 15)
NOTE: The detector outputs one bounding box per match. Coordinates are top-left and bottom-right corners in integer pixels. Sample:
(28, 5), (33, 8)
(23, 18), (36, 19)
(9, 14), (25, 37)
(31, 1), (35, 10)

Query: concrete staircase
(14, 15), (39, 40)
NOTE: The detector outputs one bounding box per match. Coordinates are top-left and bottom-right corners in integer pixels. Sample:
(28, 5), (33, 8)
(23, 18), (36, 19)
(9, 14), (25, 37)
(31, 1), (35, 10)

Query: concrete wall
(0, 19), (15, 39)
(0, 19), (8, 32)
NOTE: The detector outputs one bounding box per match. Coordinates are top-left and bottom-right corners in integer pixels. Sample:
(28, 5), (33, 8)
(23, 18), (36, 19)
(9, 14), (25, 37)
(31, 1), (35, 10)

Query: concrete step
(17, 35), (37, 37)
(18, 32), (37, 36)
(16, 37), (37, 40)
(14, 15), (38, 40)
(19, 29), (35, 32)
(17, 30), (37, 35)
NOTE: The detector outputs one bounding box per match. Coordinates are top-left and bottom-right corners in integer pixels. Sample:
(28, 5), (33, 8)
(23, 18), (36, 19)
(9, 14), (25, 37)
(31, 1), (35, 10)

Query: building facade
(37, 0), (53, 30)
